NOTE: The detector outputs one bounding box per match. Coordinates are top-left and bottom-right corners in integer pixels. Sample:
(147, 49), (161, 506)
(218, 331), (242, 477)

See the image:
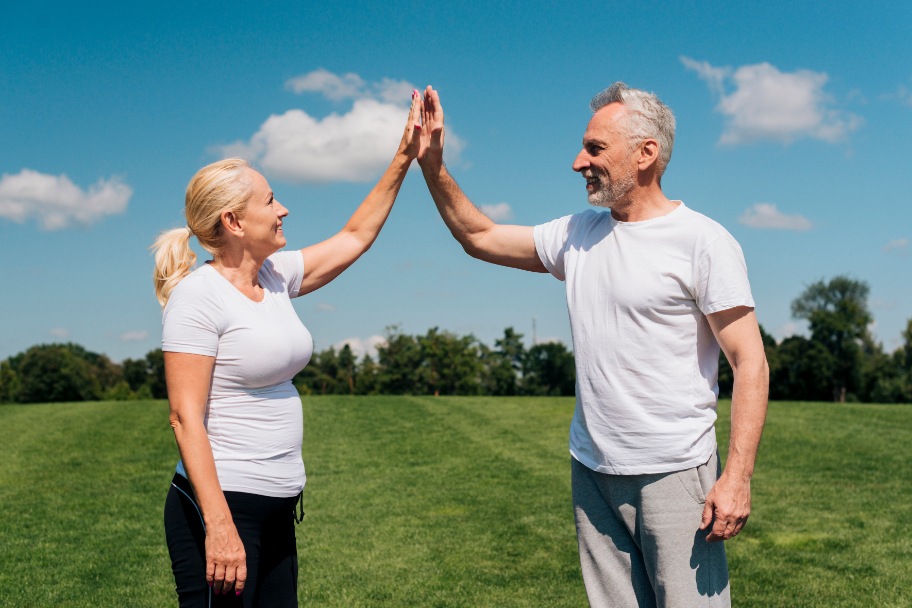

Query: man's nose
(572, 150), (590, 172)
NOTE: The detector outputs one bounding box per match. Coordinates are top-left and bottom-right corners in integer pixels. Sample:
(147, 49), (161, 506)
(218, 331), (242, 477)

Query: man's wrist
(417, 152), (444, 175)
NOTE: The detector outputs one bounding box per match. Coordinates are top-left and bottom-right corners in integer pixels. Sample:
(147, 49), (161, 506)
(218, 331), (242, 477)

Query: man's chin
(588, 193), (612, 209)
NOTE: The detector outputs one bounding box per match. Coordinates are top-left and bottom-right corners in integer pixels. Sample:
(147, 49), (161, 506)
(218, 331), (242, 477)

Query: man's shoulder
(675, 204), (737, 245)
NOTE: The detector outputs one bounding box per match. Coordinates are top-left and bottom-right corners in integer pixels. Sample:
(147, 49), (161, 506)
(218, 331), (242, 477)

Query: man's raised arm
(417, 86), (547, 273)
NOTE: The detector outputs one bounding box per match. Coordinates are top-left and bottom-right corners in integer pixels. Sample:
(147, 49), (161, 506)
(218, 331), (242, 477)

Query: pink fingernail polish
(414, 124), (421, 130)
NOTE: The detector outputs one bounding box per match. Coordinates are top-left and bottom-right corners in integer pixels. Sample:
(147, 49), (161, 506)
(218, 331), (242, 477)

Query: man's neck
(609, 185), (677, 223)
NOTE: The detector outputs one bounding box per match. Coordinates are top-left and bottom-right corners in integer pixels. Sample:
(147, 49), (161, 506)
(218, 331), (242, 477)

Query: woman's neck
(210, 248), (266, 299)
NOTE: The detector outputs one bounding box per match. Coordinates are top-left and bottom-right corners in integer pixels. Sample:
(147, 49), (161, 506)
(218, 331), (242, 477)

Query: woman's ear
(221, 210), (244, 238)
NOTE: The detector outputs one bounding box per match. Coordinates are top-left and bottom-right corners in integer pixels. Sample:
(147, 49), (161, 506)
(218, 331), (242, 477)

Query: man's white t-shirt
(533, 202), (754, 475)
(162, 251), (313, 498)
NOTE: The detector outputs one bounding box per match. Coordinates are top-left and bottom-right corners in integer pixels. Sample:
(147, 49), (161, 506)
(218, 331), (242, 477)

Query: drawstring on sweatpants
(293, 491), (305, 524)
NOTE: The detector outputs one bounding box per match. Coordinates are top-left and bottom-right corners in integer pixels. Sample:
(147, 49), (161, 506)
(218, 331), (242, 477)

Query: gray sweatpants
(571, 453), (730, 608)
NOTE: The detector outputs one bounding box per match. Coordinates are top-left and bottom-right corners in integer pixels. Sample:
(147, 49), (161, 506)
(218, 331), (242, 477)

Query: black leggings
(164, 474), (299, 607)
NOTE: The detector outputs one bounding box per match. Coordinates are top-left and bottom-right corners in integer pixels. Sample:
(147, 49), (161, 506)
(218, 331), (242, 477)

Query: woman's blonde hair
(151, 159), (254, 307)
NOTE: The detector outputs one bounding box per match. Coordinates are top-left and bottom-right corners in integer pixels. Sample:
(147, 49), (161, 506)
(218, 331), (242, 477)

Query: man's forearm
(420, 158), (494, 252)
(725, 359), (769, 480)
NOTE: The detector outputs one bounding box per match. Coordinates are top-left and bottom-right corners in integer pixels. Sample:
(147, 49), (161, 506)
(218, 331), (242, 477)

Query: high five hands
(397, 86), (446, 170)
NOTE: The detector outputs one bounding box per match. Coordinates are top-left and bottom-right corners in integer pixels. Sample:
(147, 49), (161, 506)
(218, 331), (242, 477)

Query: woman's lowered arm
(166, 351), (246, 595)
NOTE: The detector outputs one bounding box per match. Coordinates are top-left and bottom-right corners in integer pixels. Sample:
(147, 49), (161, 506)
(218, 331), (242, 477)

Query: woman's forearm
(171, 414), (232, 526)
(342, 151), (411, 248)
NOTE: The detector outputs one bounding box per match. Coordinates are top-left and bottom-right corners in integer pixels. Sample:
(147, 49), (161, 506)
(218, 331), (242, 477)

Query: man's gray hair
(590, 82), (676, 178)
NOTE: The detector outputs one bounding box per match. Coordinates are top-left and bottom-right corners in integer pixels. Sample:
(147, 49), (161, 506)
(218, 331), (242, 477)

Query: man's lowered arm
(703, 306), (769, 542)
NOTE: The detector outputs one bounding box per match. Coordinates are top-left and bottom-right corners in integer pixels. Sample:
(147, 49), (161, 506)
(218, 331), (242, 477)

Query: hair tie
(186, 226), (195, 237)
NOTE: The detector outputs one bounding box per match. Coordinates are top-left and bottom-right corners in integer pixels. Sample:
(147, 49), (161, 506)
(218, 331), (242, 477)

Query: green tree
(0, 360), (18, 403)
(122, 358), (150, 392)
(418, 327), (483, 396)
(145, 349), (168, 399)
(15, 345), (100, 403)
(522, 342), (576, 396)
(376, 326), (424, 394)
(354, 354), (381, 395)
(336, 344), (357, 395)
(791, 276), (871, 402)
(486, 327), (525, 396)
(104, 381), (136, 401)
(769, 336), (835, 401)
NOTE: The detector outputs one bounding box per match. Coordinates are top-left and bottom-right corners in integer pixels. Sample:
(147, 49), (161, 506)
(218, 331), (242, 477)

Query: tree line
(1, 276), (910, 405)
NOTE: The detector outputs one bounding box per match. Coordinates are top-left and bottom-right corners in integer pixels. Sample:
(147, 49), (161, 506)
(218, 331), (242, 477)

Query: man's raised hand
(418, 86), (445, 168)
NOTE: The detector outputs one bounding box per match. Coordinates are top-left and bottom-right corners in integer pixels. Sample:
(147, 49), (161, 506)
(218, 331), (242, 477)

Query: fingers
(699, 500), (713, 530)
(212, 561), (227, 594)
(408, 89), (421, 129)
(234, 563), (248, 596)
(206, 557), (215, 589)
(704, 510), (747, 542)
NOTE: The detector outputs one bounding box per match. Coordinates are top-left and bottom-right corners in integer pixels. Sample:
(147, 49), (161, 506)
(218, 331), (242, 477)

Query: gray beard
(588, 171), (636, 208)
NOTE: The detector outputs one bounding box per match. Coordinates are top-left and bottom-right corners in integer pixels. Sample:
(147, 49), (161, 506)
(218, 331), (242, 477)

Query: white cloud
(0, 169), (131, 230)
(882, 238), (908, 254)
(871, 299), (896, 309)
(681, 57), (862, 145)
(49, 328), (70, 339)
(314, 302), (336, 311)
(479, 202), (514, 222)
(215, 70), (465, 184)
(774, 322), (801, 340)
(121, 331), (149, 342)
(285, 69), (366, 100)
(880, 84), (912, 106)
(284, 68), (414, 104)
(737, 203), (813, 231)
(336, 335), (386, 359)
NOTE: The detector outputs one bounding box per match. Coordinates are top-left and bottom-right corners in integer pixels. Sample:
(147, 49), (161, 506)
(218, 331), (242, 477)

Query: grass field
(1, 397), (910, 607)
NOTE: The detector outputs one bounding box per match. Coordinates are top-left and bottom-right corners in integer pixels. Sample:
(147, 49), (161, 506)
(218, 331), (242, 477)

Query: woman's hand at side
(166, 351), (247, 596)
(204, 514), (247, 595)
(294, 91), (422, 296)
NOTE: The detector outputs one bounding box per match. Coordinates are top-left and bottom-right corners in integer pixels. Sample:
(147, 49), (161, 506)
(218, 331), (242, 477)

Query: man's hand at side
(703, 306), (769, 542)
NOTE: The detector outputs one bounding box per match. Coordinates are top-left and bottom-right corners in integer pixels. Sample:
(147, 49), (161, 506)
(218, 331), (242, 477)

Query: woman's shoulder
(261, 250), (305, 297)
(165, 266), (225, 312)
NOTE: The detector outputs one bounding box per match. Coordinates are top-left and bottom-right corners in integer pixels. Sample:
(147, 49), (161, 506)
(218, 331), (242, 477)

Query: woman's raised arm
(295, 91), (422, 296)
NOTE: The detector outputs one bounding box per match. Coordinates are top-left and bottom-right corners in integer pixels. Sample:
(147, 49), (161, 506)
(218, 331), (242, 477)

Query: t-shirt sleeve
(694, 235), (755, 315)
(267, 250), (306, 298)
(533, 214), (576, 281)
(161, 277), (224, 357)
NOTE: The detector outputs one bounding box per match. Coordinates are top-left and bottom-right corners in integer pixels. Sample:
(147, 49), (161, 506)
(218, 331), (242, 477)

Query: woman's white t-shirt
(534, 203), (754, 475)
(162, 251), (313, 498)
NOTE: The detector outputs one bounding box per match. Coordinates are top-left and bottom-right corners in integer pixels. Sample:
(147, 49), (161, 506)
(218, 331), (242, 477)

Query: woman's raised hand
(397, 89), (423, 160)
(205, 518), (247, 596)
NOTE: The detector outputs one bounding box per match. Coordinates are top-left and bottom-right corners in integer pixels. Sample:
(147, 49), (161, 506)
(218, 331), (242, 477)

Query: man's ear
(221, 210), (243, 238)
(637, 139), (660, 172)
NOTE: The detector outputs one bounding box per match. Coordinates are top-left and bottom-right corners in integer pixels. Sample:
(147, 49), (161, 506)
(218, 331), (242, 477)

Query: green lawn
(0, 397), (910, 607)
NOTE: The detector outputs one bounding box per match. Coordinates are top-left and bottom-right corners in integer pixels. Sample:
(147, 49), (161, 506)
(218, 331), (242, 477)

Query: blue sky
(2, 0), (910, 362)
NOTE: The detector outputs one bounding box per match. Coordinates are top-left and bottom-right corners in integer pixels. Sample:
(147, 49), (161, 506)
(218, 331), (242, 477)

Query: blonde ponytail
(152, 227), (197, 307)
(151, 158), (253, 307)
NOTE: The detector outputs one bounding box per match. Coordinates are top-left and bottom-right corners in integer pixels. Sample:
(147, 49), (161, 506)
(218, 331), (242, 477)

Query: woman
(153, 91), (421, 606)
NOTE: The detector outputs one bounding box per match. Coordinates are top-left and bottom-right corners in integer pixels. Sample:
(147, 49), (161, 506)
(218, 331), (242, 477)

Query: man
(414, 82), (769, 607)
